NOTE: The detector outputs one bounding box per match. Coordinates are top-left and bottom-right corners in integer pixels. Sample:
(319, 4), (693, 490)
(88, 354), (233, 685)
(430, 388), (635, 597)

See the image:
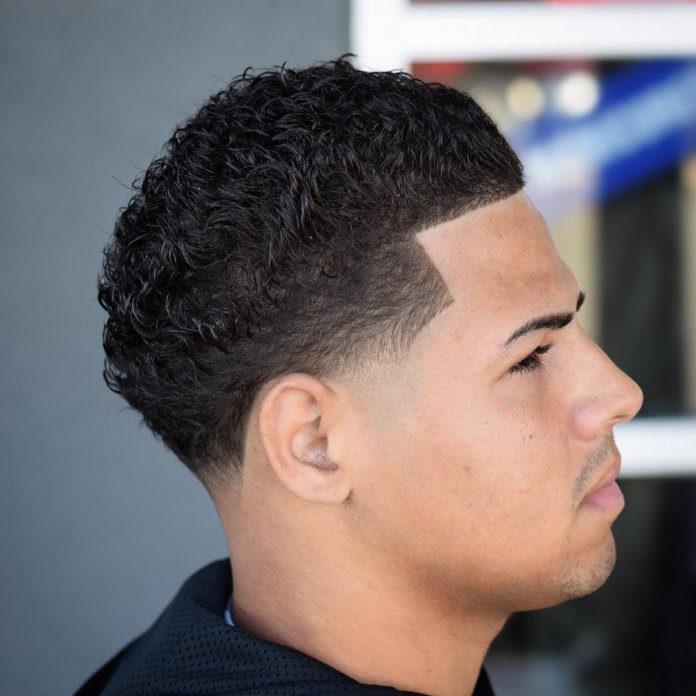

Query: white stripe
(351, 1), (696, 70)
(616, 418), (696, 478)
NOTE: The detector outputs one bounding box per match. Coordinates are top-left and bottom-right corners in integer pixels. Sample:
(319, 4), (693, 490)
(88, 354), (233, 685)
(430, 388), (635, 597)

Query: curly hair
(99, 57), (524, 487)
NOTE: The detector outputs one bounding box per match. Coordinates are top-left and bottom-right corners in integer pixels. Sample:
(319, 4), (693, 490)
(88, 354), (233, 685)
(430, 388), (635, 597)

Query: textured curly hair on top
(99, 56), (524, 487)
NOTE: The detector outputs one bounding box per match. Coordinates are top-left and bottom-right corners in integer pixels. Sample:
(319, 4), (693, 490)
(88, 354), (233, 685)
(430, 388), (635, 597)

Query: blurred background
(1, 1), (694, 694)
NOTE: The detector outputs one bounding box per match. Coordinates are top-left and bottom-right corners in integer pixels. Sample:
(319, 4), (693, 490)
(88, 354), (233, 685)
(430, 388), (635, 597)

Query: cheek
(424, 385), (558, 480)
(419, 393), (577, 544)
(347, 392), (583, 600)
(348, 364), (576, 544)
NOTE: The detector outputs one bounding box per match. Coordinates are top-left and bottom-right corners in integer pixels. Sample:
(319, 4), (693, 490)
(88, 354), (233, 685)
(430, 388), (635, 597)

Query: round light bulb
(506, 76), (545, 121)
(554, 70), (600, 117)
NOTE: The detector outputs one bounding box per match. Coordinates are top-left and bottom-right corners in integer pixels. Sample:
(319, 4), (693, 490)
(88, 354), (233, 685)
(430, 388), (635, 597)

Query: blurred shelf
(616, 416), (696, 477)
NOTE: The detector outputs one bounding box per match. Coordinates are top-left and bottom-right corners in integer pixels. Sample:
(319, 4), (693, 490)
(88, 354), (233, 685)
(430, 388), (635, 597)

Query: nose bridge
(581, 332), (644, 427)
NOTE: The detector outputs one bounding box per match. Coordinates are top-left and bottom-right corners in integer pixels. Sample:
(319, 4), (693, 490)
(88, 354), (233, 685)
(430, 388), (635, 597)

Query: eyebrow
(503, 291), (586, 348)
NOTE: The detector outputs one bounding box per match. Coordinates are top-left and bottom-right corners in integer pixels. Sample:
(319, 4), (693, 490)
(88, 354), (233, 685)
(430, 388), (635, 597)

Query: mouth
(581, 459), (624, 511)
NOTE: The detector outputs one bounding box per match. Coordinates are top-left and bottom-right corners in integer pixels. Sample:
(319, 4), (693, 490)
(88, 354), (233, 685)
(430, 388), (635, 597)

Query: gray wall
(0, 2), (349, 693)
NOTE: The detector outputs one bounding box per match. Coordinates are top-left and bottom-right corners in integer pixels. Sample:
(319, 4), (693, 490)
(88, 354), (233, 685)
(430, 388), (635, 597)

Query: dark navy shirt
(75, 559), (495, 695)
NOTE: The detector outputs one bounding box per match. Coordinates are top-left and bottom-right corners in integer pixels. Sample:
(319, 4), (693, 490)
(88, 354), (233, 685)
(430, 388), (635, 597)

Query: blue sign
(511, 59), (696, 208)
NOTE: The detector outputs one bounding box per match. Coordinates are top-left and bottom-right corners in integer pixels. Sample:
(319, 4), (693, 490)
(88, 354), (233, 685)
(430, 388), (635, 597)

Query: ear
(257, 373), (352, 505)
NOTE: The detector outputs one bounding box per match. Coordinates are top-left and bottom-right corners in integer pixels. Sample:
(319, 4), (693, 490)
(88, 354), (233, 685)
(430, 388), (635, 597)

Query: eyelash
(510, 343), (553, 375)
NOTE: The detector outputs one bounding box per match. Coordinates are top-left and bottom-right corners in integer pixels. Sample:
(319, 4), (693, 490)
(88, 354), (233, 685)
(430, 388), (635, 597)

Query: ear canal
(306, 449), (338, 471)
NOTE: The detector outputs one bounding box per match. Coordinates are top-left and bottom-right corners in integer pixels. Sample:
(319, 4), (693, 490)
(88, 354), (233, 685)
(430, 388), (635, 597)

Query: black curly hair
(99, 57), (524, 487)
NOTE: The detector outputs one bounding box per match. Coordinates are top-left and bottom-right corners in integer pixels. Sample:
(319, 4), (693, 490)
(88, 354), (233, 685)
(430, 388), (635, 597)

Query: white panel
(351, 1), (696, 69)
(616, 418), (696, 478)
(351, 0), (410, 70)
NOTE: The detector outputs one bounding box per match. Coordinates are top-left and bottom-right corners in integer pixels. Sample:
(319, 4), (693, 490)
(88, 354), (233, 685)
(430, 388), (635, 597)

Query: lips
(581, 460), (625, 511)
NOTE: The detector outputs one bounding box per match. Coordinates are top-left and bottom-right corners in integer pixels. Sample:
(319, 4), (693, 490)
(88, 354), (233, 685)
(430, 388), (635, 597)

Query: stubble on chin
(558, 533), (618, 602)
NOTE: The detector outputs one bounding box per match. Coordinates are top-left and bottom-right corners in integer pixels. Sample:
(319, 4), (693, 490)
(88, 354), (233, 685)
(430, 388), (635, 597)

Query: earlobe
(257, 374), (351, 504)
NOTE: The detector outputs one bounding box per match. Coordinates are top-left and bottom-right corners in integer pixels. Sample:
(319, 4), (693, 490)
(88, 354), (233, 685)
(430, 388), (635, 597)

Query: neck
(219, 492), (505, 696)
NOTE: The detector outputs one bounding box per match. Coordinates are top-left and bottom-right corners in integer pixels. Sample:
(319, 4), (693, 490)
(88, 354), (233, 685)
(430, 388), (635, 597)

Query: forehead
(416, 192), (571, 319)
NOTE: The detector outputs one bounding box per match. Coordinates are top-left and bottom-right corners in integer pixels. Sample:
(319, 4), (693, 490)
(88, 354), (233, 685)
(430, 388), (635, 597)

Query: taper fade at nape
(98, 56), (524, 487)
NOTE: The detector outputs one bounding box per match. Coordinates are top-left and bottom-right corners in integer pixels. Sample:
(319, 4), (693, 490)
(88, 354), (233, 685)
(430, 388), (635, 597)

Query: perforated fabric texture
(74, 559), (494, 695)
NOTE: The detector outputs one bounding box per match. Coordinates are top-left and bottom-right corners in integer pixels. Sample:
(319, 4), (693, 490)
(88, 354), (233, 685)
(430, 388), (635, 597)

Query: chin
(518, 534), (618, 612)
(558, 533), (618, 603)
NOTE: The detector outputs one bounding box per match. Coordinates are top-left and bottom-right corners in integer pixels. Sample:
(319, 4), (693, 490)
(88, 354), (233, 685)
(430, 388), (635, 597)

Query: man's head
(100, 58), (642, 617)
(99, 57), (523, 485)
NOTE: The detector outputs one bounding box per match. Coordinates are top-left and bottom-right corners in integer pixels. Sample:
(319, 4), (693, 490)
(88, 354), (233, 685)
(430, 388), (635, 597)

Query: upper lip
(583, 457), (621, 499)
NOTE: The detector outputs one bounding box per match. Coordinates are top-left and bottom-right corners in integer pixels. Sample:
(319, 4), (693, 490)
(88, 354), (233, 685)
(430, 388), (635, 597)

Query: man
(77, 57), (643, 695)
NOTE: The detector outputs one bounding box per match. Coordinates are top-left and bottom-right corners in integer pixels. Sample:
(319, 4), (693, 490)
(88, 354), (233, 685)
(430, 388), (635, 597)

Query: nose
(570, 334), (644, 442)
(607, 364), (644, 426)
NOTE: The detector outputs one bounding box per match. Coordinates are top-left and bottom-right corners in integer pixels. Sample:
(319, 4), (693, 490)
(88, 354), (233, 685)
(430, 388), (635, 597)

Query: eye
(510, 343), (553, 375)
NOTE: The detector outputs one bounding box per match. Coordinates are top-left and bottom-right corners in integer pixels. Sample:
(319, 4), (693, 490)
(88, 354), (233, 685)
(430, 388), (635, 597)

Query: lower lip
(582, 481), (625, 511)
